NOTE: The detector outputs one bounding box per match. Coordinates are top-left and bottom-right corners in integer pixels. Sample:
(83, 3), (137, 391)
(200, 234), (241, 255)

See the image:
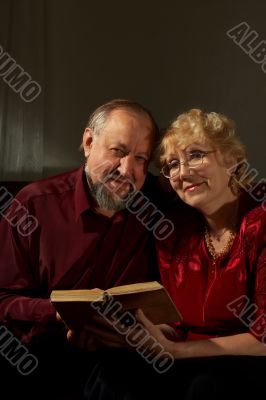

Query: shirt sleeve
(0, 197), (56, 343)
(249, 208), (266, 343)
(249, 247), (266, 343)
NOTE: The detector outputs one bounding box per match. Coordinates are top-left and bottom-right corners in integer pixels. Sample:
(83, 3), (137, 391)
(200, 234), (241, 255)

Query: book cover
(50, 281), (182, 330)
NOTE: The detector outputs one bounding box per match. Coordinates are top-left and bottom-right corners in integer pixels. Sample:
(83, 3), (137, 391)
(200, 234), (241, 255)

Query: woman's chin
(179, 192), (207, 209)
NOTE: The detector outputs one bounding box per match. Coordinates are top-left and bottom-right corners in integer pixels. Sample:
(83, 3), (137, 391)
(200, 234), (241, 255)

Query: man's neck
(94, 207), (117, 218)
(203, 197), (239, 235)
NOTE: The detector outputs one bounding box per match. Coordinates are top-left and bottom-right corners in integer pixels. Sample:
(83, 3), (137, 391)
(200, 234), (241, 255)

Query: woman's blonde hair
(157, 108), (248, 191)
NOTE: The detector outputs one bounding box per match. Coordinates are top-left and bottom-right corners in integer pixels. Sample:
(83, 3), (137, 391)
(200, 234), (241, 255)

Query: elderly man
(0, 99), (159, 398)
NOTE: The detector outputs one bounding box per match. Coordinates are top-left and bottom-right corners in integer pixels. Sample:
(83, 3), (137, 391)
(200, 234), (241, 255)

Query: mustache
(102, 170), (136, 187)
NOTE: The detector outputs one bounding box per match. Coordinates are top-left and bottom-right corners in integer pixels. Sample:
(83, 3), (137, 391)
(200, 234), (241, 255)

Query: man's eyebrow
(111, 143), (150, 157)
(110, 142), (128, 151)
(117, 143), (128, 150)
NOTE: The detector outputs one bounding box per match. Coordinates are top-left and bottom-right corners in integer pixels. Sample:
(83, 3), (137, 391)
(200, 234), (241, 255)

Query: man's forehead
(100, 109), (154, 139)
(105, 108), (152, 125)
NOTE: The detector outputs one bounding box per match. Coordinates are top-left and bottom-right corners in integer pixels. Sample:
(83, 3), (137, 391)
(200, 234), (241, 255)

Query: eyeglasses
(161, 150), (216, 179)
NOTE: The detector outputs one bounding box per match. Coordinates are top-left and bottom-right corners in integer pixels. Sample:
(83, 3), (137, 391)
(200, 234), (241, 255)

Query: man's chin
(104, 181), (132, 199)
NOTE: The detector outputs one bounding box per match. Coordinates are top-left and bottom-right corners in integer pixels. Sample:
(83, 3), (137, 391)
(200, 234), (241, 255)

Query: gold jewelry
(210, 227), (228, 242)
(204, 227), (236, 259)
(204, 200), (239, 257)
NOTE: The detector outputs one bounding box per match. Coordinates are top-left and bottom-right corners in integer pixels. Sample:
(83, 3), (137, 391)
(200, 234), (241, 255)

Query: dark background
(0, 0), (265, 180)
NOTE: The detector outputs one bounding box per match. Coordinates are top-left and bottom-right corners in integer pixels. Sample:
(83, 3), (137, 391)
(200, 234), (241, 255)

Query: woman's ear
(226, 156), (239, 177)
(227, 158), (243, 195)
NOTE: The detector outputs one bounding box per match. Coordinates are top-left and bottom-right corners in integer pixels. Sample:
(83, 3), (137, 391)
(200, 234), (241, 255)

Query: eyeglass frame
(160, 150), (216, 179)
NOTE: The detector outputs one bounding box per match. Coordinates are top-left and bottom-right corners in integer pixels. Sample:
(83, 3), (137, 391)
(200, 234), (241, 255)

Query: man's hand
(66, 315), (128, 351)
(56, 306), (183, 354)
(56, 311), (64, 324)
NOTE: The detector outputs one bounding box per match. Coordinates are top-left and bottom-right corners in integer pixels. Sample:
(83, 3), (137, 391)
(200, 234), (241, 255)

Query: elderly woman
(148, 108), (266, 350)
(84, 109), (266, 400)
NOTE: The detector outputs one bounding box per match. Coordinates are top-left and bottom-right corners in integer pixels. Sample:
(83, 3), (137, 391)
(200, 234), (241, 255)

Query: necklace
(204, 200), (239, 258)
(210, 227), (228, 242)
(204, 227), (236, 259)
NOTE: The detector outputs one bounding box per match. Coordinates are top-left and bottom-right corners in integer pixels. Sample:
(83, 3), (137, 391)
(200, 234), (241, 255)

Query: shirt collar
(74, 164), (92, 220)
(74, 164), (130, 222)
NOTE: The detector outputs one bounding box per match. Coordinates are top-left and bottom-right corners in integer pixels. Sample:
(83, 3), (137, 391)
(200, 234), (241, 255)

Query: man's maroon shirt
(0, 167), (157, 343)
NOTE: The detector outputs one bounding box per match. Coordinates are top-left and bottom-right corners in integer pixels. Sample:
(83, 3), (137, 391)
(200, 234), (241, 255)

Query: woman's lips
(184, 182), (204, 192)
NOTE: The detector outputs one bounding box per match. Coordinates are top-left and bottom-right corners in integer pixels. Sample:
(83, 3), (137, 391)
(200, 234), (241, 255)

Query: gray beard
(85, 169), (136, 212)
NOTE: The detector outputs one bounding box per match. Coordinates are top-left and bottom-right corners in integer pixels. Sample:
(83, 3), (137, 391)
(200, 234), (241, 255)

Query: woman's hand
(56, 306), (182, 354)
(135, 309), (177, 356)
(156, 323), (185, 342)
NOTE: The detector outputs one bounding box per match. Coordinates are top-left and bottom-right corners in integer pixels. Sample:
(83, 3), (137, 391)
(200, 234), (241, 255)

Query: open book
(50, 281), (182, 330)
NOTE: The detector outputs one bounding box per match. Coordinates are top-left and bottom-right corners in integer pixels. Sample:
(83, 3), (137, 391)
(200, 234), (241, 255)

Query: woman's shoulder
(239, 189), (266, 244)
(240, 188), (265, 220)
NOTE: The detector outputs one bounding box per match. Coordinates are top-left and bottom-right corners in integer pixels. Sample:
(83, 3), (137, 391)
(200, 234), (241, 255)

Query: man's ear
(82, 128), (94, 158)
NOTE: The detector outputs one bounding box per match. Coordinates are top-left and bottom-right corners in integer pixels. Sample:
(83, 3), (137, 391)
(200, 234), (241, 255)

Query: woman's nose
(178, 160), (192, 180)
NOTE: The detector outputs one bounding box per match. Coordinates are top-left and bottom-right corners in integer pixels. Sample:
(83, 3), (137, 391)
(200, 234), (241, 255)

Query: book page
(108, 281), (162, 295)
(50, 288), (104, 302)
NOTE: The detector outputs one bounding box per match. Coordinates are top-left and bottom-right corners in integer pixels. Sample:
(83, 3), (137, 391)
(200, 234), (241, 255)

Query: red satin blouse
(156, 191), (266, 342)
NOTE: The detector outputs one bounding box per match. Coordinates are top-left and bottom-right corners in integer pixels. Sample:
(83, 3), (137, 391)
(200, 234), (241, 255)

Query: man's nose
(117, 155), (134, 177)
